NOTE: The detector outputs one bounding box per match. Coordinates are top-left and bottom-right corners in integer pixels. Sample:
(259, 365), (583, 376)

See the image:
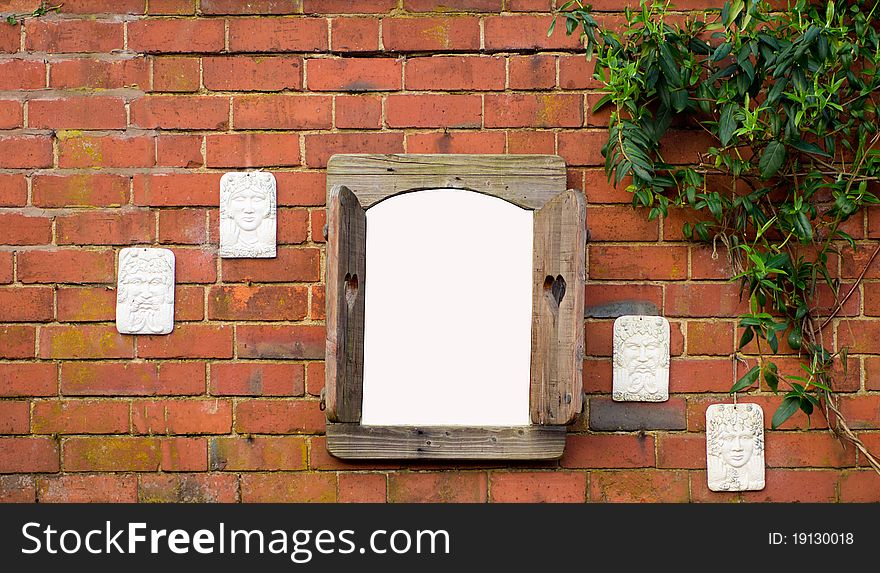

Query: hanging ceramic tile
(706, 403), (766, 492)
(219, 171), (277, 258)
(116, 247), (175, 335)
(612, 315), (670, 402)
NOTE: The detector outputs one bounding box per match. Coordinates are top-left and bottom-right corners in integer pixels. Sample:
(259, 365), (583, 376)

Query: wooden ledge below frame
(325, 423), (567, 460)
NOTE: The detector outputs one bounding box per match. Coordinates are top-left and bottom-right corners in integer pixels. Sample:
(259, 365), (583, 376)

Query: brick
(336, 94), (382, 130)
(586, 205), (659, 241)
(58, 134), (154, 168)
(139, 473), (238, 502)
(33, 174), (129, 207)
(582, 359), (610, 394)
(0, 288), (52, 321)
(589, 397), (687, 431)
(388, 472), (487, 503)
(0, 401), (28, 434)
(55, 287), (112, 322)
(310, 285), (325, 319)
(686, 320), (735, 356)
(206, 133), (300, 168)
(338, 473), (386, 503)
(133, 399), (232, 434)
(858, 433), (880, 466)
(240, 473), (337, 503)
(50, 57), (148, 89)
(507, 130), (555, 154)
(0, 251), (11, 283)
(0, 135), (53, 168)
(0, 437), (59, 472)
(866, 357), (880, 391)
(37, 475), (137, 503)
(304, 0), (395, 12)
(765, 432), (856, 468)
(157, 134), (203, 167)
(128, 19), (224, 52)
(175, 248), (217, 283)
(201, 0), (299, 13)
(656, 433), (705, 469)
(59, 0), (145, 13)
(305, 132), (403, 167)
(131, 96), (229, 129)
(741, 469), (838, 502)
(557, 131), (607, 166)
(64, 437), (206, 472)
(688, 470), (743, 502)
(208, 285), (308, 321)
(331, 18), (379, 52)
(405, 55), (503, 91)
(237, 324), (325, 359)
(386, 94), (481, 128)
(489, 471), (585, 502)
(837, 320), (880, 354)
(383, 17), (480, 51)
(590, 470), (689, 502)
(19, 249), (114, 284)
(659, 129), (716, 164)
(228, 18), (328, 52)
(841, 246), (880, 279)
(406, 131), (505, 154)
(174, 285), (204, 321)
(405, 0), (500, 9)
(148, 0), (195, 14)
(308, 57), (401, 91)
(583, 283), (662, 318)
(235, 399), (324, 433)
(589, 245), (687, 280)
(509, 55), (555, 89)
(839, 470), (880, 502)
(211, 362), (304, 396)
(159, 208), (207, 244)
(0, 475), (35, 503)
(859, 282), (880, 316)
(508, 0), (552, 9)
(666, 283), (749, 317)
(0, 214), (50, 245)
(0, 326), (37, 359)
(0, 23), (20, 53)
(138, 324), (233, 359)
(0, 174), (27, 206)
(26, 20), (123, 52)
(233, 95), (331, 129)
(40, 324), (132, 359)
(30, 96), (126, 129)
(838, 395), (880, 429)
(663, 207), (715, 241)
(57, 210), (154, 245)
(559, 55), (603, 89)
(485, 94), (582, 128)
(204, 56), (302, 91)
(561, 434), (654, 468)
(210, 436), (306, 471)
(306, 362), (324, 396)
(151, 57), (200, 92)
(0, 60), (43, 89)
(485, 15), (584, 50)
(222, 247), (320, 282)
(61, 361), (203, 396)
(310, 209), (326, 242)
(274, 172), (323, 206)
(32, 400), (129, 434)
(133, 173), (221, 207)
(583, 168), (630, 203)
(669, 359), (736, 393)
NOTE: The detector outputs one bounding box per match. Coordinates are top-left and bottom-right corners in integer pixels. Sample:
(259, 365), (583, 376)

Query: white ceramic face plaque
(220, 171), (277, 258)
(612, 315), (670, 402)
(116, 248), (175, 335)
(706, 403), (766, 492)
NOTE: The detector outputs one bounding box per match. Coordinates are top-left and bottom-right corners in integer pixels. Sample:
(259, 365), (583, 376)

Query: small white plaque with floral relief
(220, 171), (277, 258)
(706, 403), (766, 492)
(612, 315), (670, 402)
(116, 247), (175, 335)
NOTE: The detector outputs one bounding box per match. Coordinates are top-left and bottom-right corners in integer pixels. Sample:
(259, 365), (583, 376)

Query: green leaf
(739, 326), (755, 349)
(790, 139), (830, 157)
(719, 104), (737, 146)
(758, 140), (786, 179)
(763, 362), (779, 392)
(771, 396), (801, 429)
(730, 365), (760, 393)
(711, 42), (733, 62)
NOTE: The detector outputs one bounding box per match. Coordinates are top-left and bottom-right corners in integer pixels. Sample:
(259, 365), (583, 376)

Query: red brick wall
(0, 0), (877, 503)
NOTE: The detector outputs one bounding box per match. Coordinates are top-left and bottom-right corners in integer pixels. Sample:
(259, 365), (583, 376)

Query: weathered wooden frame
(324, 154), (586, 460)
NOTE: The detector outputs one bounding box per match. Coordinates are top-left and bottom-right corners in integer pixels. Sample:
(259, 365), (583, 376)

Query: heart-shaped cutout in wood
(543, 274), (566, 309)
(344, 273), (358, 309)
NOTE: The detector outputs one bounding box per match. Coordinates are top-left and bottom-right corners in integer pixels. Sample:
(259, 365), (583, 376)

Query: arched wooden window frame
(324, 154), (586, 460)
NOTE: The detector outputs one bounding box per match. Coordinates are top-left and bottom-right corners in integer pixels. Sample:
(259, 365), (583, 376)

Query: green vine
(553, 0), (880, 472)
(5, 2), (61, 25)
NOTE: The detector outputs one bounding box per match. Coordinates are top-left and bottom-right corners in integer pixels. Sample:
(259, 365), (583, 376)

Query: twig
(818, 242), (880, 331)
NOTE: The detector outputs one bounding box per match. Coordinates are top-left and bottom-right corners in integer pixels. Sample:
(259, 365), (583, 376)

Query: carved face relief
(220, 171), (277, 258)
(612, 315), (670, 402)
(706, 403), (765, 492)
(116, 248), (175, 335)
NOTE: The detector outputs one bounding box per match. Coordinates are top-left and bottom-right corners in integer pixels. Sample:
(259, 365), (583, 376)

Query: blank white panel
(361, 189), (533, 426)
